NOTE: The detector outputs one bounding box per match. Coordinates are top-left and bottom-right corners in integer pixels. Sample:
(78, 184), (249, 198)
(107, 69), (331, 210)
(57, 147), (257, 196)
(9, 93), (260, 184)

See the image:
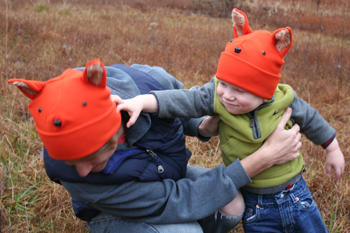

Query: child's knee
(220, 190), (245, 216)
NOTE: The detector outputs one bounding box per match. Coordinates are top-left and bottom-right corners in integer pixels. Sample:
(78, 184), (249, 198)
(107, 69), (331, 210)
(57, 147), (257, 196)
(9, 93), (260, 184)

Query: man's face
(216, 79), (266, 115)
(64, 127), (123, 177)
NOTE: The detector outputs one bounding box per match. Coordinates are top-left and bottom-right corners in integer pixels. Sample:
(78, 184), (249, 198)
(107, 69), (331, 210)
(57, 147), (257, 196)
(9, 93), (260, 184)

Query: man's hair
(88, 133), (118, 158)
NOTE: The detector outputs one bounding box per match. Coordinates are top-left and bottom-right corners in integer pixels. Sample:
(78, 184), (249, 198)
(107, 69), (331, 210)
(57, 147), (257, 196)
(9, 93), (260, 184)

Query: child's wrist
(325, 137), (339, 154)
(321, 134), (336, 149)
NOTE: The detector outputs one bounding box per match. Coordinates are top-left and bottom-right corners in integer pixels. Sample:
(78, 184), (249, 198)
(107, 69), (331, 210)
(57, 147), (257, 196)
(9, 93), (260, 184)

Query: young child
(116, 9), (345, 232)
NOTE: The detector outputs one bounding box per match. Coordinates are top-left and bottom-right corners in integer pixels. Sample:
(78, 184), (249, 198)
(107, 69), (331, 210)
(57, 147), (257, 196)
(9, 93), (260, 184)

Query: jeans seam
(88, 217), (160, 233)
(147, 224), (161, 233)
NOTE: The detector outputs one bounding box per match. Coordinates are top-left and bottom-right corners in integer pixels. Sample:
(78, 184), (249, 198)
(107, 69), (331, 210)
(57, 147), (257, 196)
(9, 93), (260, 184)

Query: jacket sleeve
(130, 64), (184, 90)
(130, 64), (211, 141)
(151, 77), (216, 119)
(61, 159), (251, 224)
(290, 92), (336, 146)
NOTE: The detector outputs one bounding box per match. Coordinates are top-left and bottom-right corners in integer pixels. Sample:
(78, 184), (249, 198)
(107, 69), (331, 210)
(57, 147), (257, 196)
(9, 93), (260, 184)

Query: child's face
(64, 125), (124, 177)
(217, 79), (267, 115)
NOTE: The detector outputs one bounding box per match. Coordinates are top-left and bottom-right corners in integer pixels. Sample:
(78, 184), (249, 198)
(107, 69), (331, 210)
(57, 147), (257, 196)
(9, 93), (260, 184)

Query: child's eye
(236, 89), (245, 92)
(220, 82), (227, 86)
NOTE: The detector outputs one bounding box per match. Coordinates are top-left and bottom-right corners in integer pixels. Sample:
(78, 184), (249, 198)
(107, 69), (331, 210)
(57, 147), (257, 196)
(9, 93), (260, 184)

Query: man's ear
(273, 27), (293, 57)
(82, 59), (107, 88)
(8, 79), (46, 100)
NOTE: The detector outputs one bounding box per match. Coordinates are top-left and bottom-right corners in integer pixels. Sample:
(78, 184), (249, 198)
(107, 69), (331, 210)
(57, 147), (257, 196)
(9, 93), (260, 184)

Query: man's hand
(241, 108), (302, 178)
(263, 107), (302, 166)
(197, 115), (221, 137)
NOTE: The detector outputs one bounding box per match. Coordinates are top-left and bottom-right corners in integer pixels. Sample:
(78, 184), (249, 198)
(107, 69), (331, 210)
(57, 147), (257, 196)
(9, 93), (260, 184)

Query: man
(8, 59), (301, 233)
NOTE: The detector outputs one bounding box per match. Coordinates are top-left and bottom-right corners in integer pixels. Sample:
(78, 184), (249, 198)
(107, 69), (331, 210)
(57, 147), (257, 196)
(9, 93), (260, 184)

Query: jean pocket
(243, 203), (259, 223)
(295, 189), (316, 211)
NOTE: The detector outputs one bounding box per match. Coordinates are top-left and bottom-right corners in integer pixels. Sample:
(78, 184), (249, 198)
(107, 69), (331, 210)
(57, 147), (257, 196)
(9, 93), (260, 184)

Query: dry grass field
(0, 0), (349, 232)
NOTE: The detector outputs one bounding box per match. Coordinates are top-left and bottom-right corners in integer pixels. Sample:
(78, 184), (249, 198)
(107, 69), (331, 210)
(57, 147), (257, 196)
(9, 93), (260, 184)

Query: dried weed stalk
(0, 0), (349, 232)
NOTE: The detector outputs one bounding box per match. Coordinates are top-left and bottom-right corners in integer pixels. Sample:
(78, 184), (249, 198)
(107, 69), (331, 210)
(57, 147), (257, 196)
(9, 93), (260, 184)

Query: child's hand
(111, 94), (158, 128)
(325, 138), (345, 181)
(111, 95), (143, 128)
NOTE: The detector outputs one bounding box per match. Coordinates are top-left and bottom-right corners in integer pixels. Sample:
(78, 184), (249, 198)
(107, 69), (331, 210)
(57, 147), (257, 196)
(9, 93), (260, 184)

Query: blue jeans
(87, 212), (203, 233)
(242, 177), (328, 233)
(87, 166), (242, 233)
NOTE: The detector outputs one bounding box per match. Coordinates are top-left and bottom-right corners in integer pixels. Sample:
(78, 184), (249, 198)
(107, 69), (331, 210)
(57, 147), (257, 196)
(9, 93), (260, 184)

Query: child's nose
(224, 93), (235, 101)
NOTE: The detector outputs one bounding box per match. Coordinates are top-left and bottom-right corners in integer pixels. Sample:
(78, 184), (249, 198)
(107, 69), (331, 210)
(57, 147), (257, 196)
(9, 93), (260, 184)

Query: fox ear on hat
(8, 58), (107, 100)
(82, 58), (107, 87)
(273, 27), (293, 57)
(8, 58), (120, 161)
(232, 8), (253, 38)
(8, 79), (46, 100)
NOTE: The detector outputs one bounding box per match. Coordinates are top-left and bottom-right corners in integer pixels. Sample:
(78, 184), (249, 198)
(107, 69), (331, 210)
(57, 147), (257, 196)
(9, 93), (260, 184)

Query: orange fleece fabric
(216, 9), (292, 99)
(8, 59), (121, 160)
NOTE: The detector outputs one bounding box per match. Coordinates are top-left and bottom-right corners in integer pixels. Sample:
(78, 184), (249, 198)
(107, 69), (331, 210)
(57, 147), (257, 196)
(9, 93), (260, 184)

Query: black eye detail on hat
(82, 101), (87, 106)
(38, 108), (42, 113)
(234, 48), (241, 53)
(230, 39), (233, 42)
(53, 120), (62, 127)
(262, 51), (266, 55)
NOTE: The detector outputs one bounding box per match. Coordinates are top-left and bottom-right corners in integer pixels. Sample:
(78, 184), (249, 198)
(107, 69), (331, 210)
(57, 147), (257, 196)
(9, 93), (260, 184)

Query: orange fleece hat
(216, 8), (293, 99)
(8, 59), (121, 160)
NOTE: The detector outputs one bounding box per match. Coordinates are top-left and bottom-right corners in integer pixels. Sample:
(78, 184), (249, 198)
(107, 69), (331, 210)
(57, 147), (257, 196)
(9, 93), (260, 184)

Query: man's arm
(61, 159), (249, 224)
(61, 108), (301, 224)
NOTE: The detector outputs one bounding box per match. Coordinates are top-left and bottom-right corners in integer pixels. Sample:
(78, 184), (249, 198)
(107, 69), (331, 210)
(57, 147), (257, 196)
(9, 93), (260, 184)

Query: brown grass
(0, 0), (349, 232)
